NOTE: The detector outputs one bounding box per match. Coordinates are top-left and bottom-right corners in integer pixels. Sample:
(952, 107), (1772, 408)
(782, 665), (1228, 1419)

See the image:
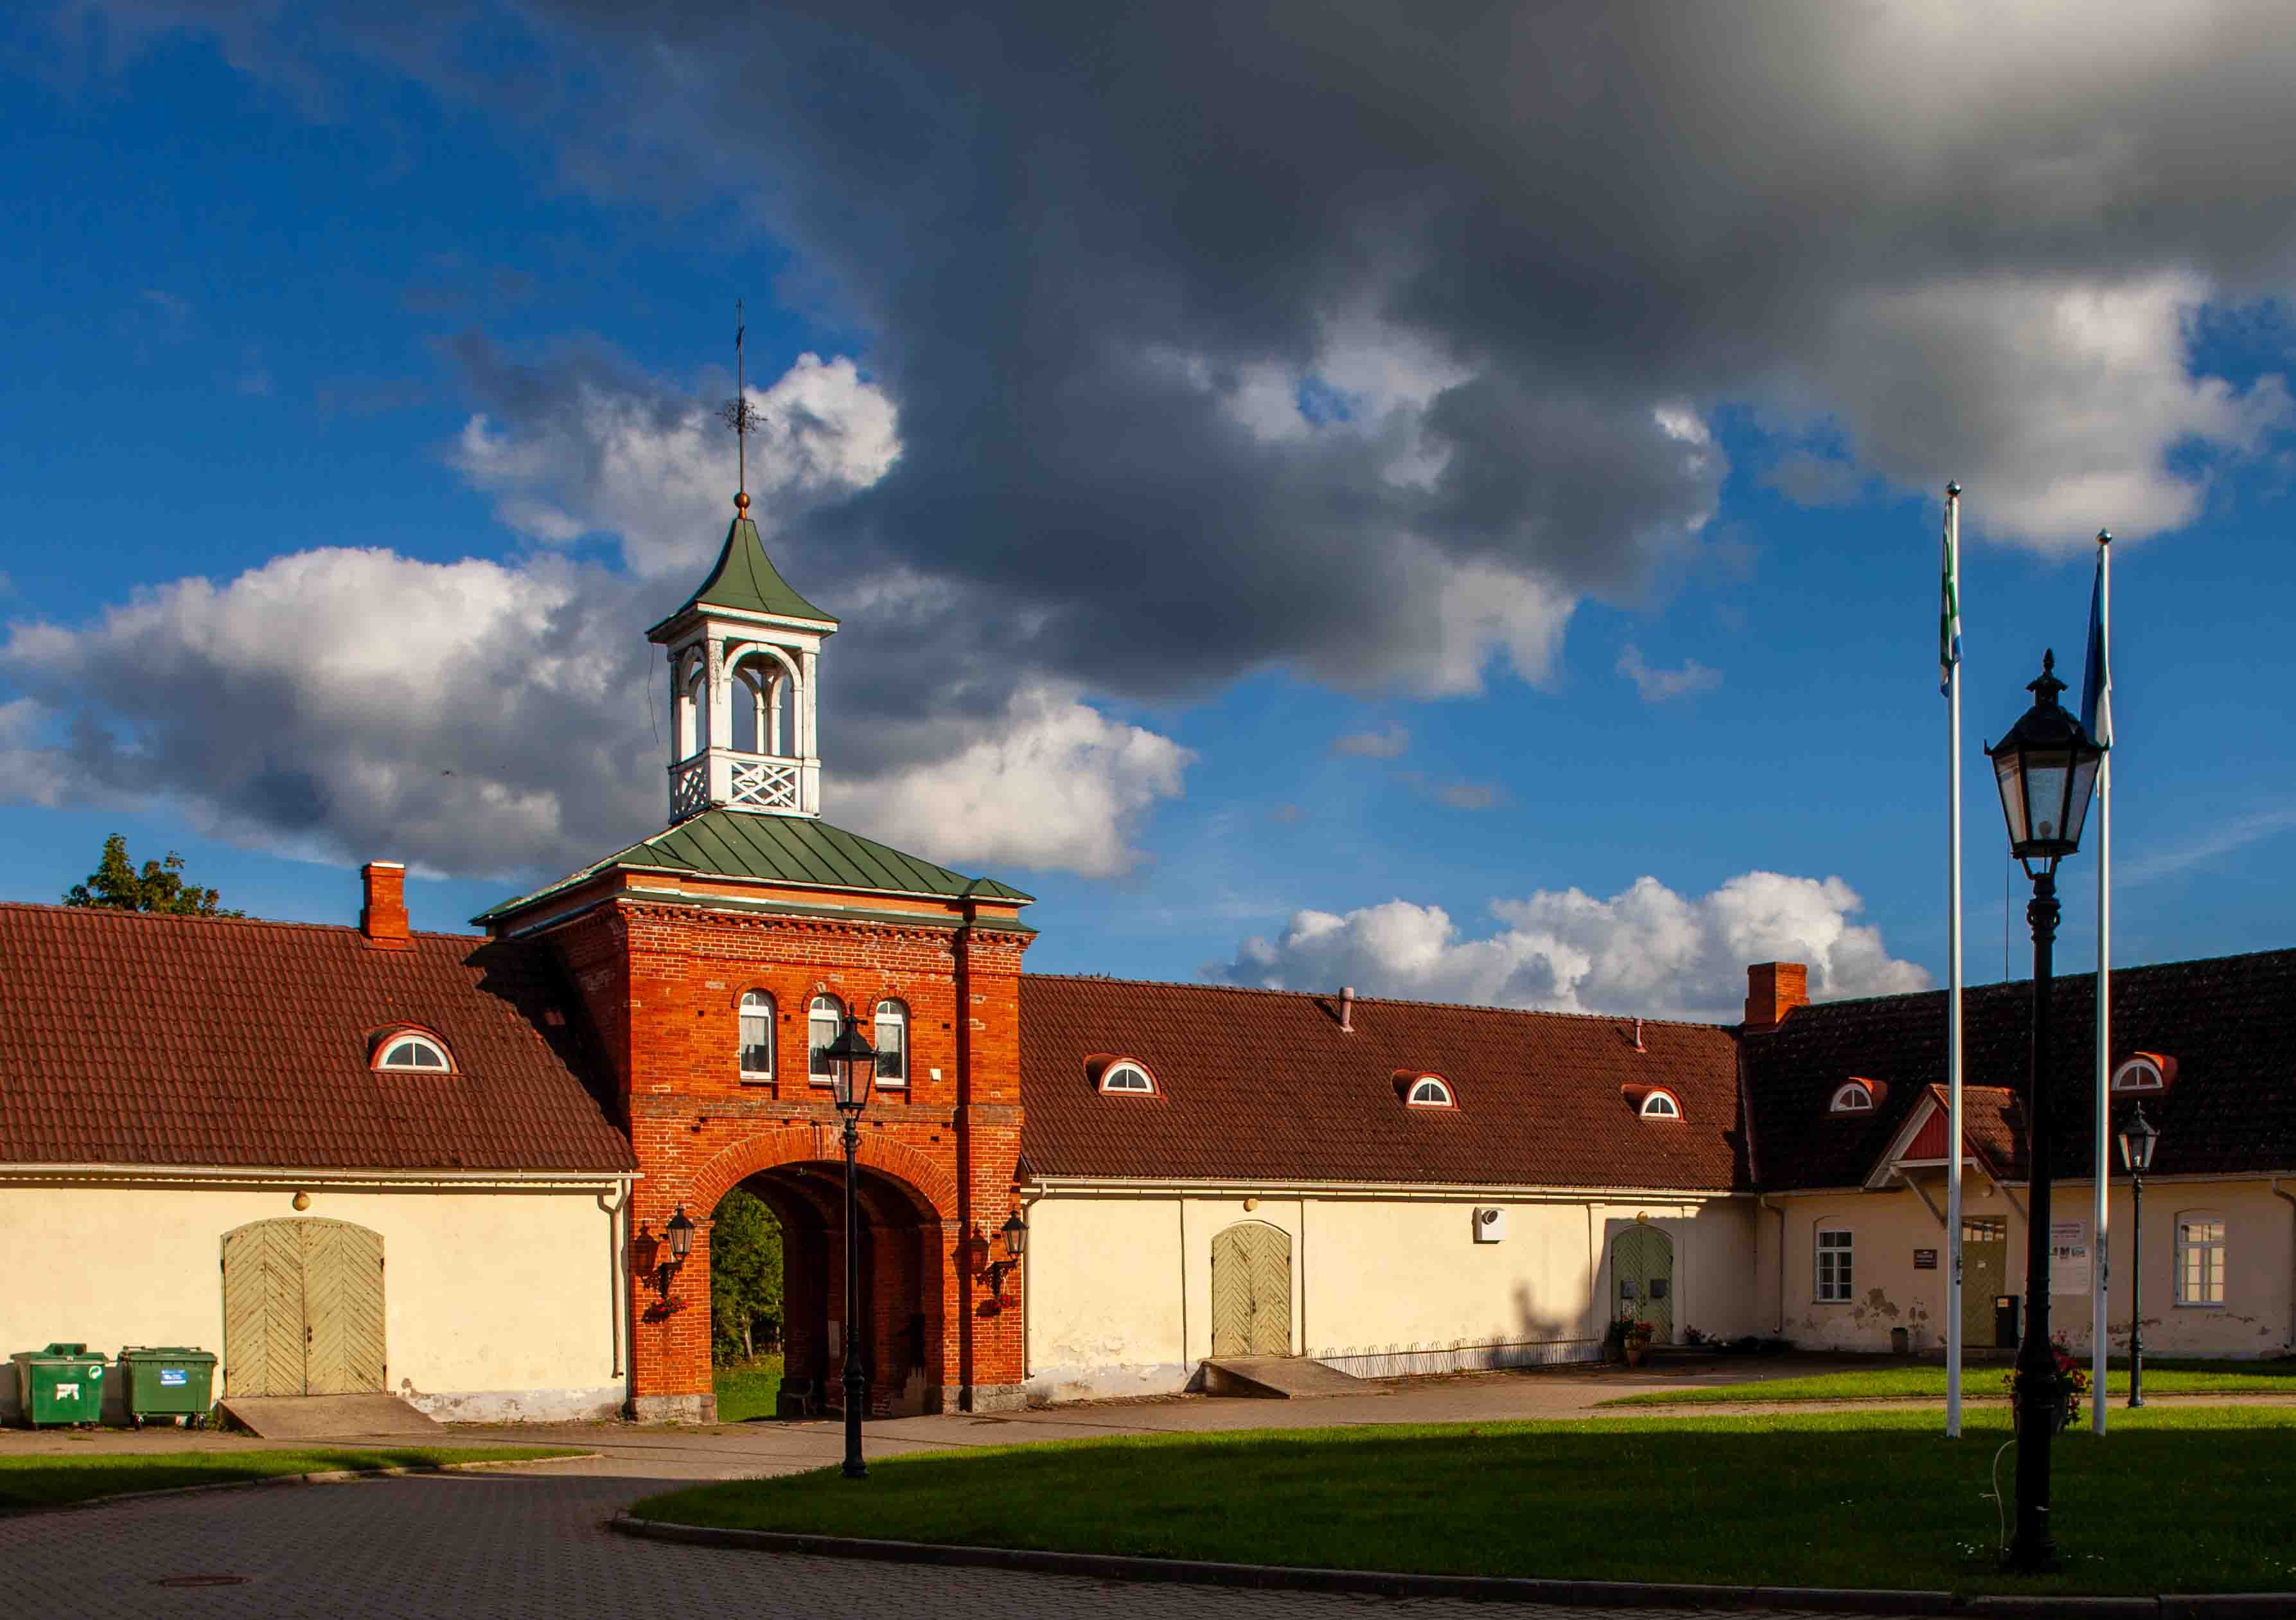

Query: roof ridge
(1021, 970), (1733, 1029)
(1784, 943), (2296, 1013)
(0, 900), (481, 942)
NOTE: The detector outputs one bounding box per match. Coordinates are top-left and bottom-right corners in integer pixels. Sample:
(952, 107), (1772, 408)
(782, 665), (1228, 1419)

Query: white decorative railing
(729, 756), (801, 811)
(669, 757), (711, 821)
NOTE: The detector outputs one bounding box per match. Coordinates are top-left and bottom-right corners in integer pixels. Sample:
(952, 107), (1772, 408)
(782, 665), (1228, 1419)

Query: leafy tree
(63, 833), (243, 917)
(710, 1187), (784, 1364)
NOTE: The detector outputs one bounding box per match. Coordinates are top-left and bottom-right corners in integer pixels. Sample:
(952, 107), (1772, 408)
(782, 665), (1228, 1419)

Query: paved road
(5, 1468), (1829, 1619)
(0, 1364), (1889, 1618)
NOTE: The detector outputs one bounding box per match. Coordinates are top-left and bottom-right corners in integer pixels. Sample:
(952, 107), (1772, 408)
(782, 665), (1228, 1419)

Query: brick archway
(687, 1126), (960, 1224)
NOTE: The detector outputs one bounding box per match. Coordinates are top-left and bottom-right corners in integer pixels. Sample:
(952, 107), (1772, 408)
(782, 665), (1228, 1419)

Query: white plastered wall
(1774, 1175), (2296, 1357)
(1021, 1187), (1762, 1403)
(0, 1177), (630, 1422)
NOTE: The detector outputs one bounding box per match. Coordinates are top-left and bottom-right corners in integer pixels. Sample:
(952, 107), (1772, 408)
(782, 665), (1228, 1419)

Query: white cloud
(831, 685), (1191, 879)
(1330, 725), (1409, 758)
(1617, 643), (1722, 703)
(1215, 871), (1927, 1022)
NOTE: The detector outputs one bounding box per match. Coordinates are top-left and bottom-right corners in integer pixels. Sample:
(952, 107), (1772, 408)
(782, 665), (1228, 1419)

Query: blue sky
(5, 6), (2294, 1021)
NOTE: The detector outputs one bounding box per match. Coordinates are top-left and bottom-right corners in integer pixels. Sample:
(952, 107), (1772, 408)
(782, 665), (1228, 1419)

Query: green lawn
(1605, 1357), (2296, 1406)
(0, 1446), (580, 1511)
(714, 1354), (785, 1423)
(634, 1408), (2296, 1596)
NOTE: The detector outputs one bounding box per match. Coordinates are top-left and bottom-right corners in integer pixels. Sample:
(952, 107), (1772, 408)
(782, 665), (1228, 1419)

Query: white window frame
(1406, 1076), (1454, 1108)
(737, 990), (775, 1080)
(1830, 1081), (1873, 1114)
(1639, 1089), (1681, 1119)
(2175, 1212), (2227, 1308)
(2111, 1056), (2166, 1092)
(375, 1031), (451, 1072)
(1099, 1061), (1156, 1095)
(1815, 1228), (1854, 1302)
(873, 999), (908, 1089)
(808, 995), (843, 1085)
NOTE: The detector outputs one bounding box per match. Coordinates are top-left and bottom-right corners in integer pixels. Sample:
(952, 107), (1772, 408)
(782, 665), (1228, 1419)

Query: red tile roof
(1743, 947), (2296, 1188)
(1018, 975), (1748, 1190)
(0, 903), (633, 1173)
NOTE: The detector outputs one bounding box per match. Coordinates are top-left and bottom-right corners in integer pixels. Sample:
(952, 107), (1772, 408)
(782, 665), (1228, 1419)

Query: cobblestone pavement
(3, 1470), (1833, 1619)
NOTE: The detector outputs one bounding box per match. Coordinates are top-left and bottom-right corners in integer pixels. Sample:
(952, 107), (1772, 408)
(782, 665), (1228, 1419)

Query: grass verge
(714, 1354), (786, 1422)
(0, 1446), (581, 1511)
(634, 1408), (2296, 1596)
(1605, 1357), (2296, 1406)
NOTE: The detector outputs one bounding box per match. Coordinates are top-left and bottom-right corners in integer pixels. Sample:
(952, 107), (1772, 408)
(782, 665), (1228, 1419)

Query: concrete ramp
(220, 1393), (445, 1440)
(1200, 1357), (1374, 1400)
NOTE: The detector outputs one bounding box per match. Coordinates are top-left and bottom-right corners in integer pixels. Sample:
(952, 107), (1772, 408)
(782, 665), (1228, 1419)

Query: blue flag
(2081, 554), (2112, 746)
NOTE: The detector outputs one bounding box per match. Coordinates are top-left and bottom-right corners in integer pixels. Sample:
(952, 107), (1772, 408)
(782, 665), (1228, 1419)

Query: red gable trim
(1864, 1083), (2008, 1188)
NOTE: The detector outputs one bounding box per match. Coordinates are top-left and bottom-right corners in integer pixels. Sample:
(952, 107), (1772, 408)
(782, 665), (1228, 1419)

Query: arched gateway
(476, 493), (1038, 1420)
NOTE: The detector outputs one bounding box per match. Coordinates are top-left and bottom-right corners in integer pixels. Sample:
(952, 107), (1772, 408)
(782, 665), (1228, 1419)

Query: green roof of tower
(649, 509), (838, 637)
(474, 808), (1034, 927)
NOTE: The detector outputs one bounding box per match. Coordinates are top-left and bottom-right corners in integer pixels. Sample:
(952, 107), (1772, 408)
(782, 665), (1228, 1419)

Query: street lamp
(985, 1209), (1027, 1301)
(821, 1013), (879, 1479)
(2117, 1102), (2161, 1409)
(665, 1205), (694, 1261)
(1985, 648), (2106, 1573)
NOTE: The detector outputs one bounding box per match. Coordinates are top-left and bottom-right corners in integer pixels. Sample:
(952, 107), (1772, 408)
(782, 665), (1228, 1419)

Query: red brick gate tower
(478, 494), (1034, 1420)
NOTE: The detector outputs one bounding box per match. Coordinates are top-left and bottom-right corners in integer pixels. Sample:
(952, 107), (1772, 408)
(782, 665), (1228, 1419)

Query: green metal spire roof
(476, 809), (1034, 926)
(651, 512), (838, 635)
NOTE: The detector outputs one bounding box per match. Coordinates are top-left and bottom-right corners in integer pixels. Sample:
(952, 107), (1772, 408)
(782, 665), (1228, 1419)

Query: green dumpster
(12, 1343), (107, 1428)
(118, 1346), (216, 1427)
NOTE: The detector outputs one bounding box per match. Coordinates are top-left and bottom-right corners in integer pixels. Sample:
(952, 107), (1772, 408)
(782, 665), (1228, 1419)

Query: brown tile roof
(1743, 947), (2296, 1189)
(0, 903), (634, 1173)
(1018, 975), (1749, 1190)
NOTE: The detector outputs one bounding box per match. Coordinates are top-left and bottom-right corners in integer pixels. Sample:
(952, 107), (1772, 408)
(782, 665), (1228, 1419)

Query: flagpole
(2091, 529), (2112, 1435)
(1945, 483), (1966, 1440)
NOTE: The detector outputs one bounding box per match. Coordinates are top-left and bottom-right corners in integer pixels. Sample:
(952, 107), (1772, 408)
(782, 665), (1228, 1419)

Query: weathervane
(718, 298), (764, 512)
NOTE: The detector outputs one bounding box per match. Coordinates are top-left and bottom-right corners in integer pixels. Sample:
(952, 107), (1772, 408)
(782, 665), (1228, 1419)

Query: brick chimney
(360, 861), (411, 952)
(1743, 961), (1808, 1031)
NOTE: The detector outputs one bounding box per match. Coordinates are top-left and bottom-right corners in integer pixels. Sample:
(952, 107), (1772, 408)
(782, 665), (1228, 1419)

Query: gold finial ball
(734, 491), (750, 515)
(292, 1191), (311, 1211)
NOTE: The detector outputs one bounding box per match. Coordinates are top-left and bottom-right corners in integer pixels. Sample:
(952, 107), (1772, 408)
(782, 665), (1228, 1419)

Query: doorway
(1210, 1222), (1292, 1357)
(221, 1218), (386, 1397)
(1961, 1217), (2008, 1348)
(1611, 1224), (1675, 1342)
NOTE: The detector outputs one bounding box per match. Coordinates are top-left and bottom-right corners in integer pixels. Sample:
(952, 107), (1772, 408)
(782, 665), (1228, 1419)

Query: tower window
(874, 1000), (908, 1087)
(808, 995), (844, 1083)
(738, 990), (775, 1079)
(375, 1031), (451, 1072)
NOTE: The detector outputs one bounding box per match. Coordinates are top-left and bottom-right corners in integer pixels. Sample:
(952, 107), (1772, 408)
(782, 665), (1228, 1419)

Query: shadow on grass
(0, 1446), (576, 1511)
(636, 1409), (2296, 1597)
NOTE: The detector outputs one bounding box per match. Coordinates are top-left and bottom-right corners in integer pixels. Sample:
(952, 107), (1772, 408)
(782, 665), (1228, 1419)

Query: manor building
(4, 499), (2292, 1421)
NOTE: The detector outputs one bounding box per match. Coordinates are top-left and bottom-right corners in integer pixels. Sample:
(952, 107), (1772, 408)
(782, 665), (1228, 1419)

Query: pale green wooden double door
(1611, 1224), (1675, 1342)
(1210, 1222), (1292, 1357)
(222, 1218), (387, 1397)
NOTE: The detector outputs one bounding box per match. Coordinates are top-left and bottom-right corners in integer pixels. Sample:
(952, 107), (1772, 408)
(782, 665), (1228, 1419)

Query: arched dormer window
(737, 990), (775, 1080)
(1098, 1060), (1156, 1095)
(874, 999), (908, 1088)
(1639, 1089), (1681, 1120)
(1831, 1080), (1876, 1114)
(729, 650), (799, 758)
(1406, 1075), (1455, 1108)
(2112, 1053), (2175, 1092)
(375, 1030), (451, 1072)
(807, 995), (843, 1083)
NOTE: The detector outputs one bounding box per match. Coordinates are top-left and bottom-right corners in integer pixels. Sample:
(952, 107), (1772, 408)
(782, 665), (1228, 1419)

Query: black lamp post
(822, 1013), (879, 1479)
(2117, 1102), (2160, 1409)
(1985, 648), (2106, 1572)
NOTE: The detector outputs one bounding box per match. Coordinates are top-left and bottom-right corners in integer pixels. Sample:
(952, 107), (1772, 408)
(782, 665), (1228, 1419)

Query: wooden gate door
(1210, 1222), (1292, 1357)
(222, 1219), (386, 1397)
(1961, 1218), (2008, 1348)
(1611, 1225), (1675, 1342)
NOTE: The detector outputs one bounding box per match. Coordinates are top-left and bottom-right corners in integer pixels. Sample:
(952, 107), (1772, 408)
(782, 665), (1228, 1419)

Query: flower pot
(1624, 1342), (1648, 1368)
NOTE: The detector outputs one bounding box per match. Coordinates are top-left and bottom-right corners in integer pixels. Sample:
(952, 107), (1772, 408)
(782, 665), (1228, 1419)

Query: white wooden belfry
(647, 490), (837, 823)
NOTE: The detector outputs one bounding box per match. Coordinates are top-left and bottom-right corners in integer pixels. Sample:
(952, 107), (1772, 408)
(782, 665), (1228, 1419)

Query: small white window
(376, 1032), (450, 1071)
(2176, 1214), (2227, 1306)
(1099, 1062), (1155, 1094)
(1640, 1090), (1681, 1119)
(874, 1000), (908, 1087)
(2112, 1056), (2166, 1092)
(808, 995), (843, 1083)
(1816, 1228), (1853, 1301)
(738, 990), (775, 1079)
(1830, 1082), (1873, 1114)
(1406, 1076), (1454, 1108)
